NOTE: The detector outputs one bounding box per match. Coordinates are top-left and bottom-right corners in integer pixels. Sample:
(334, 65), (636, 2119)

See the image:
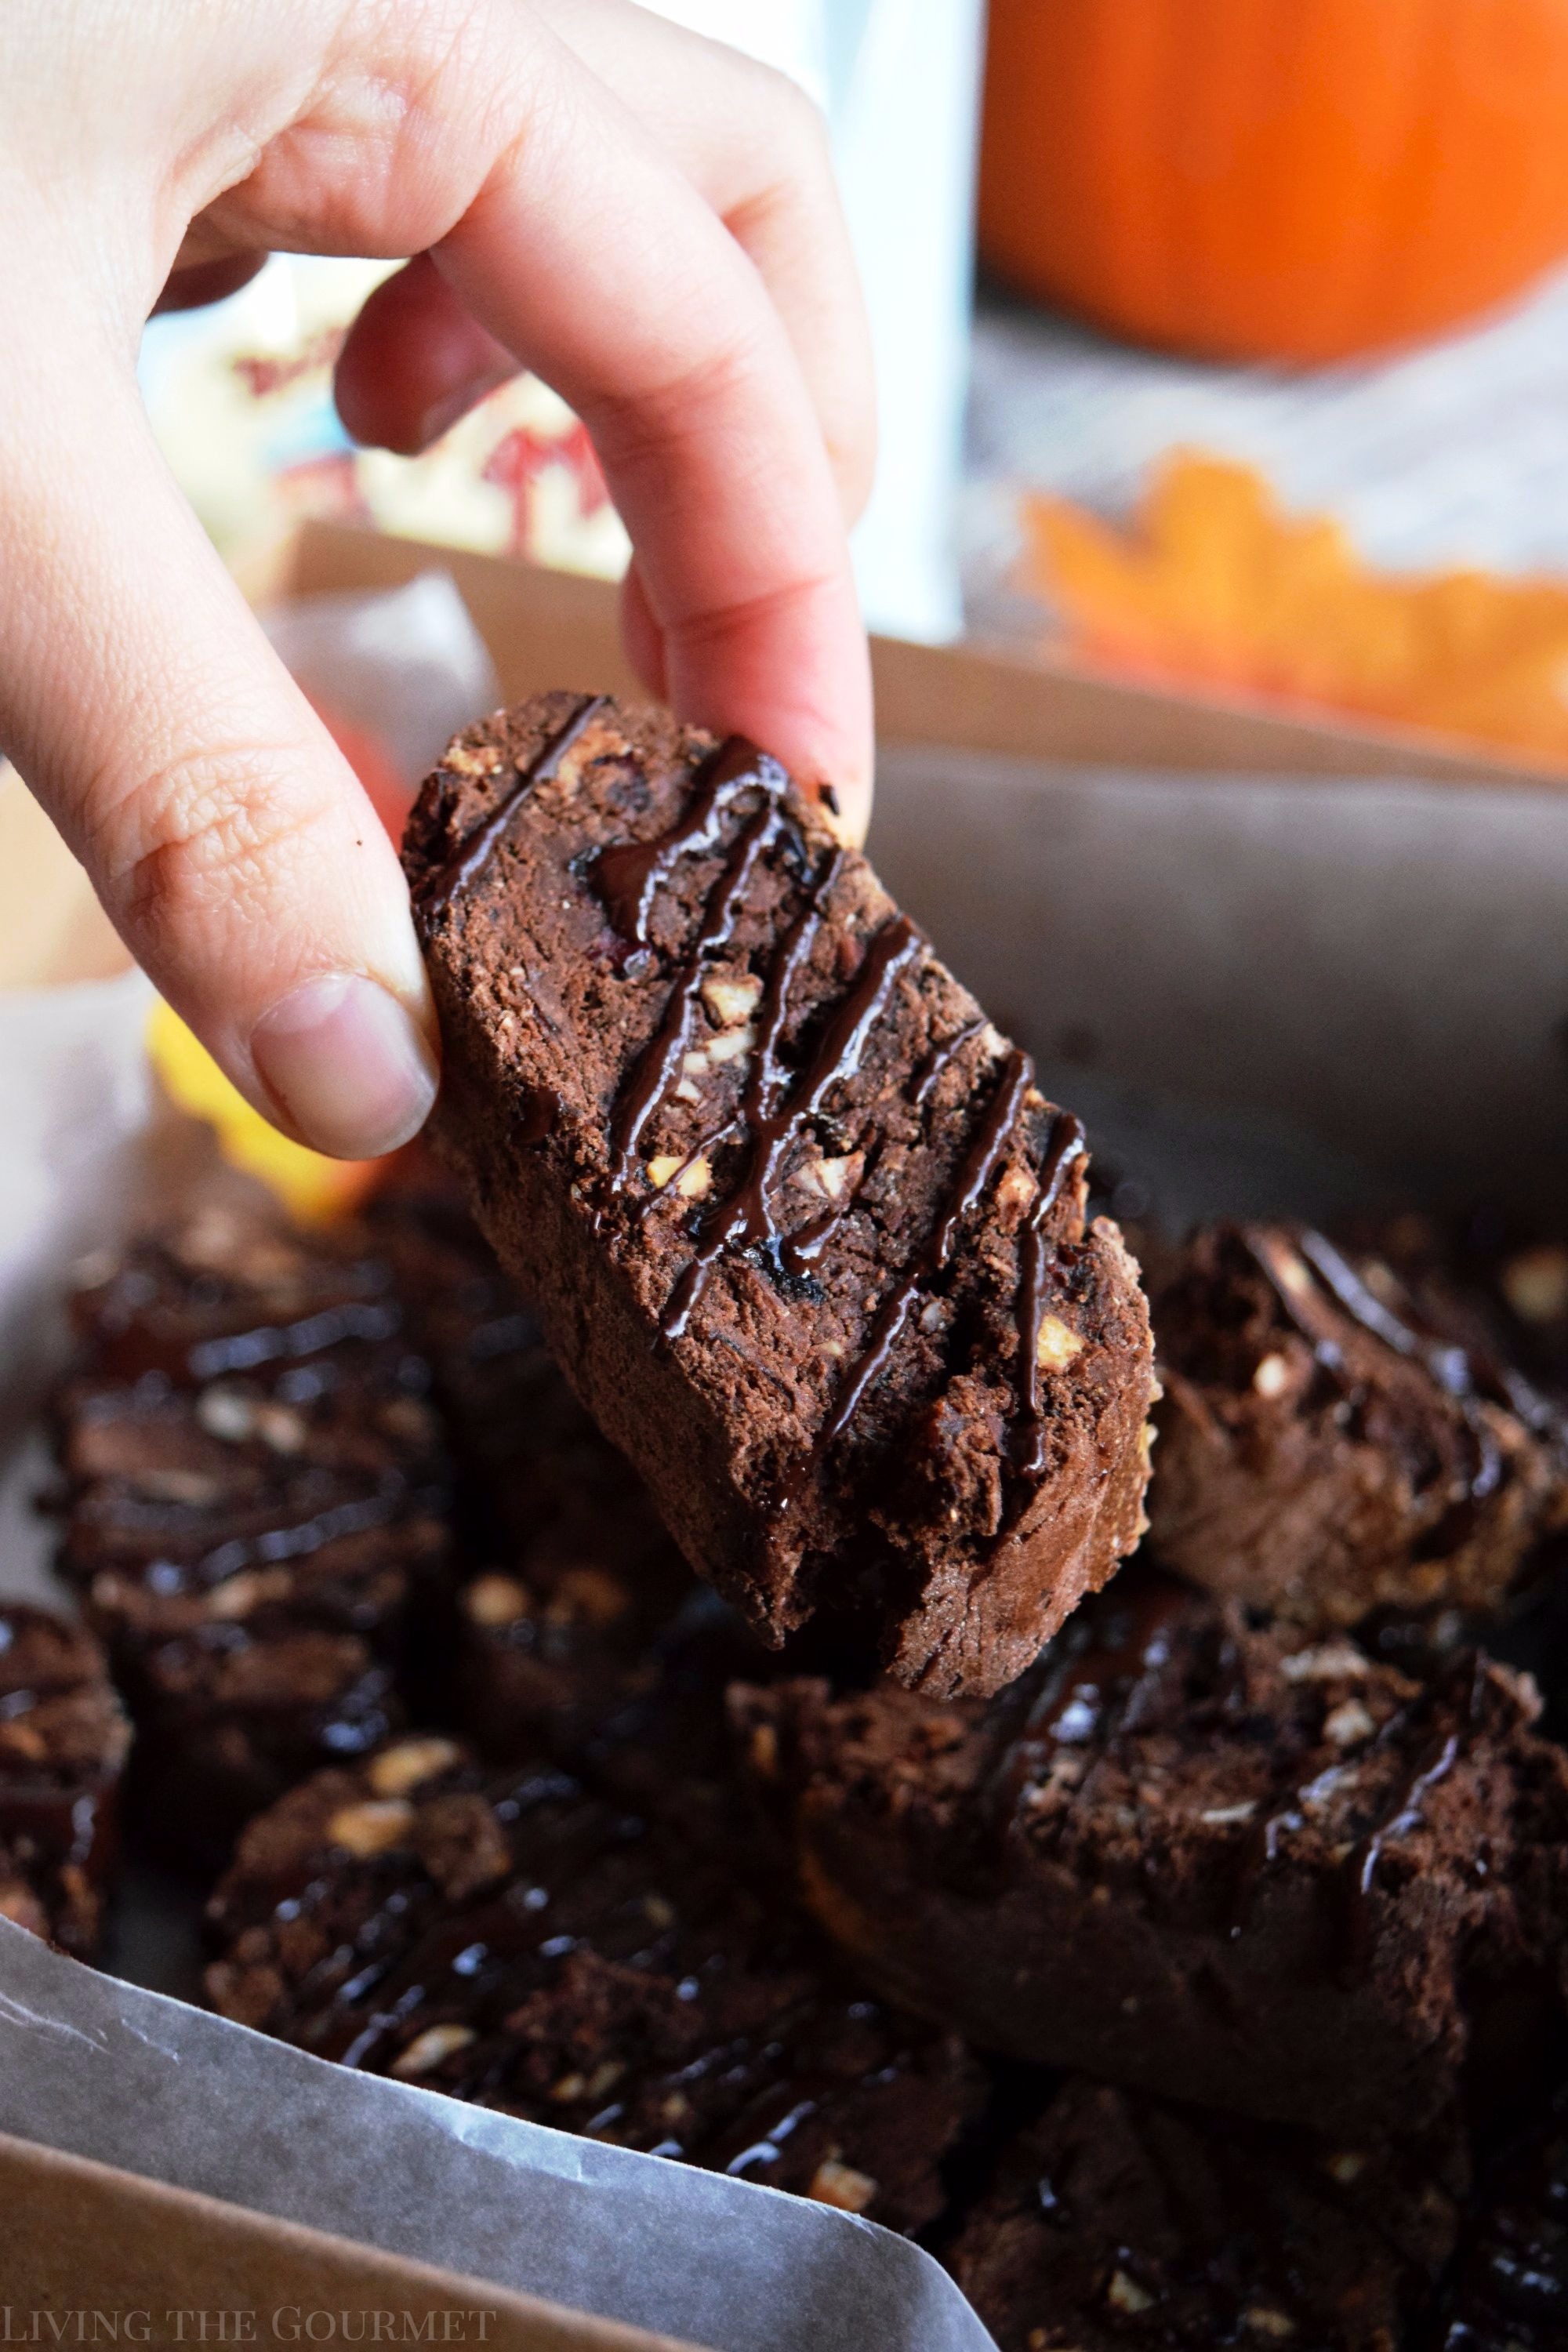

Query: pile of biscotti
(33, 695), (1568, 2351)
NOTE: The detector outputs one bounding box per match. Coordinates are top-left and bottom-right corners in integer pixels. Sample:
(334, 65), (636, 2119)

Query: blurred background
(140, 0), (1568, 775)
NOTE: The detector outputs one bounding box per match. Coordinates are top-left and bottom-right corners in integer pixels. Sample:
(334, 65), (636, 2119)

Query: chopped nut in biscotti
(738, 1570), (1568, 2137)
(0, 1602), (129, 1958)
(327, 1798), (413, 1857)
(1148, 1221), (1568, 1628)
(203, 1739), (982, 2238)
(403, 692), (1156, 1699)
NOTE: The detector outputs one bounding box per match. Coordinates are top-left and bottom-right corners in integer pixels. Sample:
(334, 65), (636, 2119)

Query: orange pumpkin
(978, 0), (1568, 364)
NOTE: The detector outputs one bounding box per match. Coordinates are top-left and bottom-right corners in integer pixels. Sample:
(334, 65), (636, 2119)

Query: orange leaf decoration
(1023, 453), (1568, 770)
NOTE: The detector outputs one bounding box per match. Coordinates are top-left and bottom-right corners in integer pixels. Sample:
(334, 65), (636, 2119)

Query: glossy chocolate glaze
(418, 695), (608, 923)
(593, 734), (788, 948)
(589, 748), (1094, 1515)
(658, 903), (918, 1345)
(1244, 1225), (1526, 1512)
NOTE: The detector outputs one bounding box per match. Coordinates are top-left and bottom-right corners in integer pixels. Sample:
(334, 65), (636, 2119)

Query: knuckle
(585, 328), (763, 476)
(750, 61), (832, 171)
(99, 746), (340, 946)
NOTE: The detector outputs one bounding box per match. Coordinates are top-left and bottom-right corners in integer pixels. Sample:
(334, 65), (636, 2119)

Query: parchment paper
(0, 1918), (1000, 2352)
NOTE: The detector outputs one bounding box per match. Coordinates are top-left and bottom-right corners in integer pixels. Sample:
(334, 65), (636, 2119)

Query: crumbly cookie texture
(948, 2074), (1461, 2352)
(204, 1736), (982, 2238)
(737, 1570), (1568, 2137)
(56, 1200), (452, 1861)
(404, 692), (1156, 1698)
(0, 1603), (129, 1958)
(1148, 1221), (1568, 1627)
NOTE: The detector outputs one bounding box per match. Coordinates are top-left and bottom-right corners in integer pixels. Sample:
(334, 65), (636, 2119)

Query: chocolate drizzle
(419, 695), (607, 921)
(659, 902), (918, 1343)
(593, 735), (787, 946)
(593, 739), (1091, 1508)
(608, 798), (782, 1180)
(1342, 1727), (1461, 1971)
(984, 1574), (1189, 1831)
(1008, 1112), (1089, 1497)
(909, 1018), (986, 1110)
(1225, 1652), (1483, 1967)
(1243, 1225), (1510, 1510)
(804, 1049), (1036, 1486)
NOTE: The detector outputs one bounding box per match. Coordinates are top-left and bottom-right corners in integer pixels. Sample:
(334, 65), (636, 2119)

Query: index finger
(433, 16), (873, 831)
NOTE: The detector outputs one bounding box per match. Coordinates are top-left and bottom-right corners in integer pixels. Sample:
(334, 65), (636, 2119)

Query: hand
(0, 0), (874, 1157)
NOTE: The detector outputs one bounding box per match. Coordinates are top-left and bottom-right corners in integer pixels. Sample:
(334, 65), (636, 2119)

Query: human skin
(0, 0), (874, 1157)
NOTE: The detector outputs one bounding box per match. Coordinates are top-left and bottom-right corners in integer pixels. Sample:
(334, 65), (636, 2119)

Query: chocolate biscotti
(1149, 1222), (1568, 1628)
(946, 2076), (1461, 2352)
(404, 693), (1156, 1698)
(205, 1736), (982, 2236)
(54, 1198), (452, 1858)
(0, 1603), (130, 1956)
(739, 1572), (1568, 2136)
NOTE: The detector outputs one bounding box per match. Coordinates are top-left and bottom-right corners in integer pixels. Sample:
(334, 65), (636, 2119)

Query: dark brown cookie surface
(0, 1602), (129, 1956)
(739, 1571), (1568, 2136)
(948, 2076), (1461, 2352)
(404, 693), (1156, 1698)
(205, 1735), (981, 2238)
(1149, 1222), (1568, 1628)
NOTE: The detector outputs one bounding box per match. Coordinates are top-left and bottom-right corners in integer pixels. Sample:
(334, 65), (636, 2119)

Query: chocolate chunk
(1149, 1223), (1568, 1628)
(205, 1739), (982, 2236)
(0, 1603), (129, 1956)
(946, 2077), (1461, 2352)
(403, 694), (1156, 1698)
(739, 1572), (1568, 2136)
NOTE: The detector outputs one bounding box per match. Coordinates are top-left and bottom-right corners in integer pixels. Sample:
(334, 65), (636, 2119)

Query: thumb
(0, 339), (438, 1160)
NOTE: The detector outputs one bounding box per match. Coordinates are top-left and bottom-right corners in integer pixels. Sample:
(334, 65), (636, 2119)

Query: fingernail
(251, 974), (437, 1159)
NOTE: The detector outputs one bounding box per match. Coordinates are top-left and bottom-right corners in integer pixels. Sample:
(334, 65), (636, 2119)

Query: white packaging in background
(262, 570), (500, 786)
(0, 970), (153, 1454)
(649, 0), (986, 641)
(140, 2), (986, 644)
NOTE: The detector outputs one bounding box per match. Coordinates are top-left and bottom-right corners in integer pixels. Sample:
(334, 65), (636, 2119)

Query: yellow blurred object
(1022, 454), (1568, 771)
(147, 997), (381, 1222)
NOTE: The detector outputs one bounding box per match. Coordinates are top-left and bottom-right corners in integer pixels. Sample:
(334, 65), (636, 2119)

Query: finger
(535, 0), (875, 524)
(0, 323), (437, 1160)
(436, 20), (873, 829)
(619, 558), (667, 702)
(334, 253), (517, 455)
(152, 252), (267, 316)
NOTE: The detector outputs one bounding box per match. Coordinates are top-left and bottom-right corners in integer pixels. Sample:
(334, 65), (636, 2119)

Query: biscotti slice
(945, 2077), (1460, 2352)
(404, 693), (1156, 1698)
(737, 1572), (1568, 2136)
(0, 1603), (130, 1957)
(1148, 1221), (1568, 1628)
(205, 1738), (982, 2236)
(365, 1185), (620, 1550)
(54, 1196), (452, 1859)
